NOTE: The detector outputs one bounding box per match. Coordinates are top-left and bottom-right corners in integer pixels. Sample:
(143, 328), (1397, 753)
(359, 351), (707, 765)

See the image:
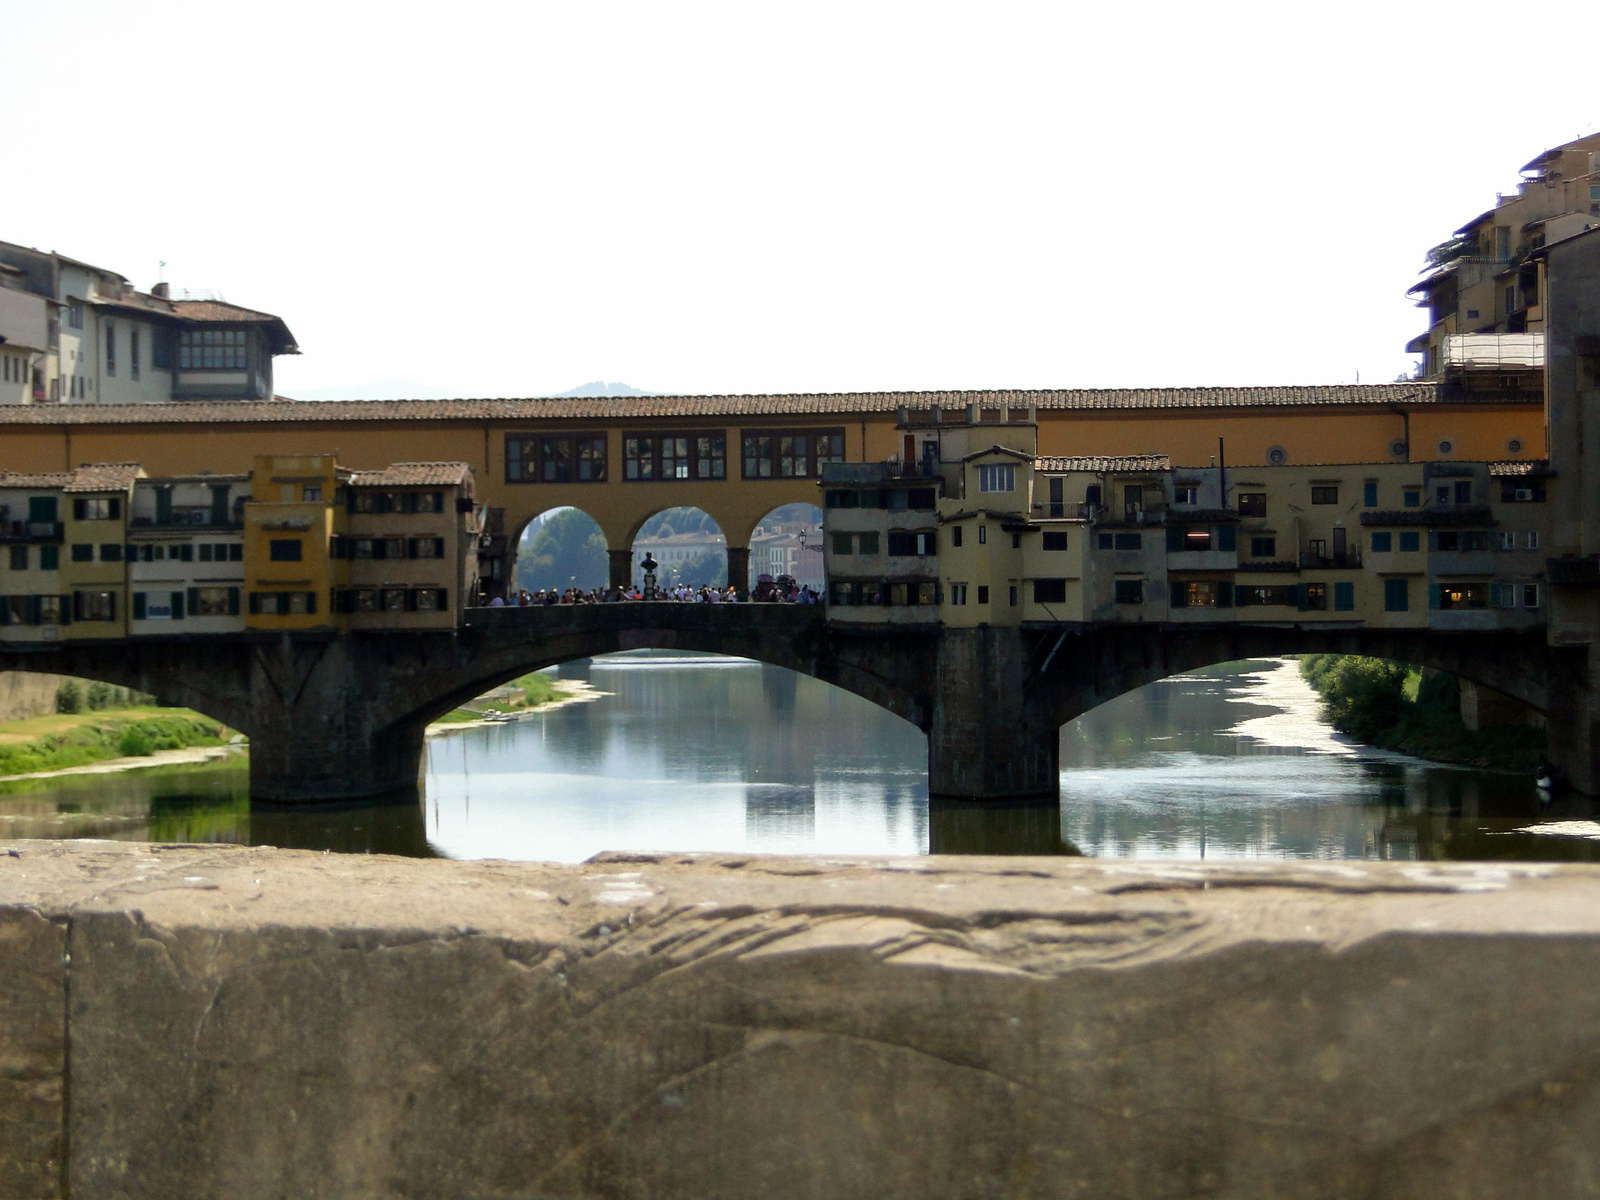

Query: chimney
(151, 282), (169, 299)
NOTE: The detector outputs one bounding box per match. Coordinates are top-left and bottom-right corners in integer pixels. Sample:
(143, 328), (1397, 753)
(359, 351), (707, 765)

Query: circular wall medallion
(1438, 439), (1453, 455)
(1390, 439), (1409, 459)
(1266, 445), (1288, 466)
(1507, 438), (1523, 454)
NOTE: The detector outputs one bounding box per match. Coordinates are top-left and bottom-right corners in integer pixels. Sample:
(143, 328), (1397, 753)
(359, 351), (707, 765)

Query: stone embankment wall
(6, 842), (1600, 1199)
(0, 672), (65, 723)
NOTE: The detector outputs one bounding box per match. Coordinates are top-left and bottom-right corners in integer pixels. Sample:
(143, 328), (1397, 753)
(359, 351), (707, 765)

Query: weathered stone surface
(0, 904), (65, 1200)
(8, 842), (1600, 1197)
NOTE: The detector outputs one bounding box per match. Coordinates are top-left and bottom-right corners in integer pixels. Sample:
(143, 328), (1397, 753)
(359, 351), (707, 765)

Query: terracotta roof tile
(343, 462), (473, 487)
(0, 471), (75, 489)
(0, 382), (1512, 427)
(1036, 454), (1172, 473)
(62, 463), (143, 492)
(1489, 459), (1555, 477)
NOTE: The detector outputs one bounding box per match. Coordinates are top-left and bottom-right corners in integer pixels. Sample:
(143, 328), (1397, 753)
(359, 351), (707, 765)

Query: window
(1371, 532), (1393, 552)
(29, 496), (57, 523)
(886, 531), (936, 556)
(302, 485), (322, 503)
(67, 298), (83, 329)
(269, 539), (303, 562)
(413, 588), (448, 612)
(1303, 583), (1327, 611)
(129, 326), (140, 381)
(1403, 489), (1421, 508)
(1454, 481), (1472, 504)
(8, 546), (26, 570)
(1171, 580), (1227, 608)
(1384, 578), (1409, 612)
(71, 544), (93, 562)
(831, 533), (852, 556)
(249, 591), (317, 616)
(99, 544), (121, 562)
(1042, 531), (1068, 551)
(1098, 533), (1113, 549)
(948, 584), (967, 605)
(1435, 531), (1458, 552)
(1114, 579), (1143, 605)
(1174, 484), (1198, 505)
(1437, 582), (1487, 610)
(1184, 528), (1212, 551)
(1526, 531), (1540, 550)
(1523, 583), (1540, 608)
(73, 590), (116, 621)
(1334, 582), (1355, 611)
(39, 546), (58, 570)
(951, 526), (963, 548)
(178, 329), (248, 369)
(1250, 537), (1276, 557)
(622, 432), (727, 481)
(191, 587), (238, 617)
(1363, 480), (1378, 507)
(1499, 531), (1517, 551)
(978, 525), (987, 545)
(977, 585), (990, 604)
(1236, 585), (1293, 607)
(1048, 477), (1065, 517)
(977, 463), (1016, 493)
(1238, 493), (1267, 517)
(1310, 486), (1339, 505)
(105, 322), (115, 376)
(505, 433), (608, 483)
(1399, 532), (1420, 552)
(1114, 533), (1142, 550)
(1033, 578), (1067, 603)
(740, 428), (845, 478)
(857, 532), (879, 555)
(409, 537), (445, 559)
(1462, 531), (1488, 551)
(1009, 586), (1017, 606)
(73, 498), (120, 520)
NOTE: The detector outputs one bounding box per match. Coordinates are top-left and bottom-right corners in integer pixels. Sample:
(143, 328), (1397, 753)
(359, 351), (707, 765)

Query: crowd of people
(485, 583), (821, 606)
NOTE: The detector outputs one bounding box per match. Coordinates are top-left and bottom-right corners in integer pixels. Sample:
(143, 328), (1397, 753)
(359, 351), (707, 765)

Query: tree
(518, 509), (608, 591)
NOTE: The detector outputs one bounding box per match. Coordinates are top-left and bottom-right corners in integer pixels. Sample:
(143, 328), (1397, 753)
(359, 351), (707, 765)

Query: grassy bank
(433, 672), (563, 724)
(1299, 655), (1545, 771)
(0, 708), (234, 778)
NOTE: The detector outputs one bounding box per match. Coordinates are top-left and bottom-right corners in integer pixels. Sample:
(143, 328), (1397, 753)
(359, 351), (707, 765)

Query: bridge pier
(927, 626), (1059, 800)
(608, 549), (633, 590)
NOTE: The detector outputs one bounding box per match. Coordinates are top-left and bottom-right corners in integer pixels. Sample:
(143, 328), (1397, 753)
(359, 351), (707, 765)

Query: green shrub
(118, 728), (154, 757)
(56, 680), (85, 713)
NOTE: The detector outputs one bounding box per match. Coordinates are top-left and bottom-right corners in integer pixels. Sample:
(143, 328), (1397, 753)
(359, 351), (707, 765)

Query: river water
(3, 654), (1597, 862)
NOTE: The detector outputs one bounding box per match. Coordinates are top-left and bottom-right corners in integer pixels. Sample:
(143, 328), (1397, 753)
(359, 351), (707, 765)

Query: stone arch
(510, 505), (610, 595)
(628, 506), (728, 592)
(746, 502), (824, 592)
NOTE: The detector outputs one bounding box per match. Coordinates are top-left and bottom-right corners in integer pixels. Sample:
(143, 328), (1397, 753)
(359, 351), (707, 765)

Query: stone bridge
(0, 607), (1573, 801)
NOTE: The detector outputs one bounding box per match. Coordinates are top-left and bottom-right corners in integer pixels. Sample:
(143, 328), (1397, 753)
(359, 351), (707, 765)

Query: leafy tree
(518, 508), (608, 592)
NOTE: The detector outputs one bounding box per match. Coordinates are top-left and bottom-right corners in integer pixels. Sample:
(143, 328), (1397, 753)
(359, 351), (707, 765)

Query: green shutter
(1170, 581), (1186, 608)
(132, 592), (146, 621)
(172, 591), (185, 620)
(1428, 584), (1440, 609)
(1217, 581), (1233, 608)
(1166, 524), (1185, 552)
(188, 587), (200, 616)
(1218, 524), (1236, 551)
(228, 587), (241, 616)
(437, 588), (448, 612)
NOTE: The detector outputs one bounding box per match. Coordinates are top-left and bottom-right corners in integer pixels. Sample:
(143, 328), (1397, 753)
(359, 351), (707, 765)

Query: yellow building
(242, 454), (343, 630)
(59, 463), (142, 638)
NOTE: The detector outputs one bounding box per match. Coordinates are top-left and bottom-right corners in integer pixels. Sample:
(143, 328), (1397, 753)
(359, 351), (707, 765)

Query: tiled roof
(1036, 454), (1172, 473)
(1489, 459), (1555, 477)
(87, 294), (298, 354)
(0, 471), (74, 488)
(0, 383), (1505, 426)
(343, 462), (473, 487)
(63, 463), (143, 492)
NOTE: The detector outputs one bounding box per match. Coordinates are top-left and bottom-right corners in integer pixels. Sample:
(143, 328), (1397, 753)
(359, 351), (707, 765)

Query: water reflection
(0, 653), (1595, 863)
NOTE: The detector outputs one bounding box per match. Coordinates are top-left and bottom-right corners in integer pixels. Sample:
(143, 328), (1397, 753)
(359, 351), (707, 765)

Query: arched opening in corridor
(514, 507), (609, 595)
(631, 507), (726, 590)
(747, 503), (824, 595)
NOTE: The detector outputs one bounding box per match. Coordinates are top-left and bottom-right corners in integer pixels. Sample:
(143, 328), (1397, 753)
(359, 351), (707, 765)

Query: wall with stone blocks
(6, 842), (1600, 1199)
(0, 671), (66, 724)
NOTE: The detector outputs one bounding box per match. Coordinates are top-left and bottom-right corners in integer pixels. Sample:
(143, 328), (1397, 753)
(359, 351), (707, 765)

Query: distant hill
(288, 378), (656, 402)
(553, 381), (656, 397)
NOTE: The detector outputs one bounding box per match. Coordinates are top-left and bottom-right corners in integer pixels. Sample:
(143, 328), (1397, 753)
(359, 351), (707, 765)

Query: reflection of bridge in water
(0, 604), (1560, 803)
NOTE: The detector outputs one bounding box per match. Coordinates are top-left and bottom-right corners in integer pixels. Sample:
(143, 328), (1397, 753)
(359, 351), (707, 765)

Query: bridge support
(609, 549), (633, 591)
(1545, 642), (1600, 792)
(241, 636), (428, 803)
(928, 627), (1059, 800)
(726, 546), (749, 596)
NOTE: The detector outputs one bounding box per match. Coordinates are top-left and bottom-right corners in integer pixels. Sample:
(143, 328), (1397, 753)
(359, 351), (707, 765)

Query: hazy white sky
(4, 1), (1597, 398)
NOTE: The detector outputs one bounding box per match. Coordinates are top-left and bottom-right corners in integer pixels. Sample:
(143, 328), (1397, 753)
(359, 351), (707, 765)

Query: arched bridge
(0, 609), (1565, 802)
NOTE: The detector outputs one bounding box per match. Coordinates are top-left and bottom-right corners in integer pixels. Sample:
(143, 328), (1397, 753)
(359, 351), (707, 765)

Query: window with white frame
(977, 463), (1016, 493)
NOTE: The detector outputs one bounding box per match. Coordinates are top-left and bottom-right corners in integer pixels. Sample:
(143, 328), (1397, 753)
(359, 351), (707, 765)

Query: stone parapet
(6, 842), (1600, 1198)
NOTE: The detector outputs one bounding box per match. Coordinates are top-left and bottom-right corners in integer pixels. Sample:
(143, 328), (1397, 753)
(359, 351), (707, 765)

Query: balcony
(1299, 549), (1363, 569)
(0, 521), (64, 543)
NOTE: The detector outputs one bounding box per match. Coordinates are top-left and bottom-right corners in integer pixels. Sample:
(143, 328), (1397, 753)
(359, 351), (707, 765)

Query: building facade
(0, 240), (298, 405)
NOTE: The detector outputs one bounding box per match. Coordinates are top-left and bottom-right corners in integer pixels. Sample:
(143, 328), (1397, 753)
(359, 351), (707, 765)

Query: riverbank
(0, 708), (236, 782)
(1298, 655), (1545, 772)
(426, 677), (608, 735)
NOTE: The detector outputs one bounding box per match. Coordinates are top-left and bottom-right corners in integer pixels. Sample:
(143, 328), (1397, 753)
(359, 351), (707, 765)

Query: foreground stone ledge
(6, 842), (1600, 1199)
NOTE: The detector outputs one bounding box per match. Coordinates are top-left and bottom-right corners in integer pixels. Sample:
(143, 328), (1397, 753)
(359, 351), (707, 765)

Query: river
(2, 654), (1597, 862)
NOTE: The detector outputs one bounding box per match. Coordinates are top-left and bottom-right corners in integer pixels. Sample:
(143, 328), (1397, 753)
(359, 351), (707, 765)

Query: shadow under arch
(510, 505), (610, 595)
(747, 501), (823, 593)
(629, 505), (727, 590)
